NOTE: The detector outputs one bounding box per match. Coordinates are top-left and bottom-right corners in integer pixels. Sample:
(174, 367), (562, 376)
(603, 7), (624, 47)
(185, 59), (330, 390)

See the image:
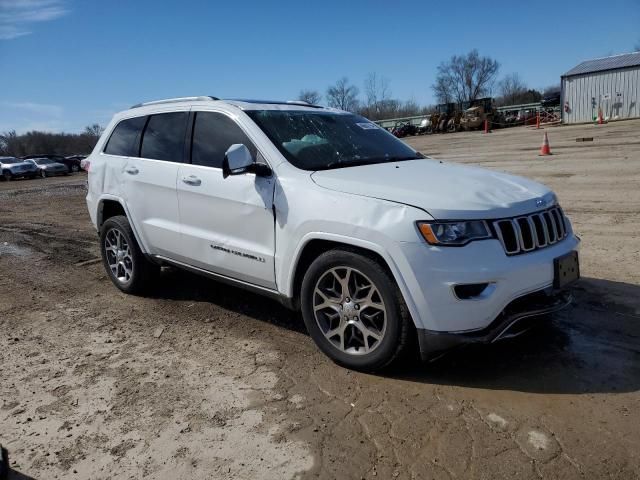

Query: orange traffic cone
(597, 107), (604, 125)
(539, 131), (552, 156)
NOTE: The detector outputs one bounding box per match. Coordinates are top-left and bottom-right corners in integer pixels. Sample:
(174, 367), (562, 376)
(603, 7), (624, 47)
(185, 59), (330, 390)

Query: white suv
(85, 96), (580, 371)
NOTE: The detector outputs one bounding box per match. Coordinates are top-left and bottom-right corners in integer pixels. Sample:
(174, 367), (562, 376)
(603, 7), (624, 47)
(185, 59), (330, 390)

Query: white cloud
(1, 101), (63, 117)
(0, 0), (68, 40)
(0, 101), (66, 133)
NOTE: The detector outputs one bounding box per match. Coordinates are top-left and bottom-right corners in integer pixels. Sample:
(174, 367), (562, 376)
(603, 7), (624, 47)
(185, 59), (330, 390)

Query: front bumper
(416, 288), (572, 360)
(395, 232), (580, 333)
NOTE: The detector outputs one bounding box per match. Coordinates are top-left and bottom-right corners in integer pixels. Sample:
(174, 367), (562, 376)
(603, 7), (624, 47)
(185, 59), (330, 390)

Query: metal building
(561, 51), (640, 124)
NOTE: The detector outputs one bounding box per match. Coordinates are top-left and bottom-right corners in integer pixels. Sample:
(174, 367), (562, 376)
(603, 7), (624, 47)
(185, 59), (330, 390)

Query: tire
(300, 249), (412, 371)
(71, 164), (80, 173)
(100, 215), (159, 294)
(3, 171), (11, 181)
(40, 170), (46, 178)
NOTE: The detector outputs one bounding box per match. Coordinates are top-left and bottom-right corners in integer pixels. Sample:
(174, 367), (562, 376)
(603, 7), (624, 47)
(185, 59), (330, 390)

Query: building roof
(563, 51), (640, 77)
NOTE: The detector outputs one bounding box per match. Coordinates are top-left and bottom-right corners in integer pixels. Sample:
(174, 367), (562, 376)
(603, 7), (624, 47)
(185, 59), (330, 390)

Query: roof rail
(286, 100), (323, 108)
(130, 96), (219, 109)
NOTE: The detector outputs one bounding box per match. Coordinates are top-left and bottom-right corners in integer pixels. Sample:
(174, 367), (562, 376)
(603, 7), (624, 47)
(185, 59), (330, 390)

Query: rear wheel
(71, 164), (80, 173)
(3, 171), (11, 181)
(300, 249), (412, 371)
(40, 170), (46, 178)
(100, 215), (159, 294)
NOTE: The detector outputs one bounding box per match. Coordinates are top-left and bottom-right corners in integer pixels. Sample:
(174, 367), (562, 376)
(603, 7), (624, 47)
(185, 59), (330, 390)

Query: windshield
(246, 110), (424, 171)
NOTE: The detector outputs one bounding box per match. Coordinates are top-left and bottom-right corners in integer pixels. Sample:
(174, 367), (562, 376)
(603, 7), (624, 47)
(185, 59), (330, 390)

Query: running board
(154, 255), (294, 308)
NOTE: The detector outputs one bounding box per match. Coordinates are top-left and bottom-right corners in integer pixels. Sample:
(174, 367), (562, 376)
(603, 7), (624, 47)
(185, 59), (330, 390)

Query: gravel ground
(1, 120), (639, 479)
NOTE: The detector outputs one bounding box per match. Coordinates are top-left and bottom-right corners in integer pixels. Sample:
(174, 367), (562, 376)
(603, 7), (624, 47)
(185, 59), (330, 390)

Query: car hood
(310, 159), (555, 220)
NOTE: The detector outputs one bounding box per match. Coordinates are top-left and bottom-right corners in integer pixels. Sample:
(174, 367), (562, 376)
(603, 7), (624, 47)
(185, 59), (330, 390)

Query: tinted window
(104, 116), (147, 156)
(191, 112), (257, 168)
(140, 112), (188, 162)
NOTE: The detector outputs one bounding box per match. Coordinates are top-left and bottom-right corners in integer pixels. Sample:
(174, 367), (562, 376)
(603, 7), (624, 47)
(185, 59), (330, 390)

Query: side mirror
(222, 144), (253, 179)
(222, 144), (272, 179)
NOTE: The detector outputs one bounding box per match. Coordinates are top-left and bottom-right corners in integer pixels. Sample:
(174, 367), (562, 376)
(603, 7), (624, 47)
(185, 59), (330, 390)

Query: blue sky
(1, 0), (639, 133)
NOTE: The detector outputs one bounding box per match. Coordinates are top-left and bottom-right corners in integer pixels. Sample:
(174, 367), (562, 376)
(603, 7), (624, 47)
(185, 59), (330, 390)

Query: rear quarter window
(104, 116), (147, 157)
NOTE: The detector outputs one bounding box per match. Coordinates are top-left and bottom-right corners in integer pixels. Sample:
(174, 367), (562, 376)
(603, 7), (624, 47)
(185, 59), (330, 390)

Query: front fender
(280, 230), (425, 330)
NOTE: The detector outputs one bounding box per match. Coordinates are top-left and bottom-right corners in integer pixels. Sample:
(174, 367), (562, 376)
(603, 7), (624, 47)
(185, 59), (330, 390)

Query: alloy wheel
(104, 227), (134, 284)
(313, 266), (387, 355)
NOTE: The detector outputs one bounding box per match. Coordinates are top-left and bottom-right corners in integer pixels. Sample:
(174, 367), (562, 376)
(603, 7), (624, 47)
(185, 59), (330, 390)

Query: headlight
(417, 221), (491, 246)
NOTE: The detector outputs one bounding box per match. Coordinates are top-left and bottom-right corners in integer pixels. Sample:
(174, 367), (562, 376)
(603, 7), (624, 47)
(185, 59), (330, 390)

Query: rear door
(121, 111), (188, 257)
(176, 110), (276, 289)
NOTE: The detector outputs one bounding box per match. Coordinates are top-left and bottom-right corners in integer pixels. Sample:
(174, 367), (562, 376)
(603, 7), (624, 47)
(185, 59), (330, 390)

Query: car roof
(122, 96), (344, 116)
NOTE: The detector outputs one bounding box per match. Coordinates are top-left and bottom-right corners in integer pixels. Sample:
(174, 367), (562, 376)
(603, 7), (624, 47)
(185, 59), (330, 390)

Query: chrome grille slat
(493, 206), (568, 256)
(552, 209), (565, 238)
(543, 212), (557, 243)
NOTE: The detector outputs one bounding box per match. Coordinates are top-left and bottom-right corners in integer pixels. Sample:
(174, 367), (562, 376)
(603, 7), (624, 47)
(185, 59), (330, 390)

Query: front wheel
(40, 170), (46, 178)
(100, 215), (159, 294)
(3, 171), (11, 181)
(300, 249), (412, 371)
(71, 164), (80, 173)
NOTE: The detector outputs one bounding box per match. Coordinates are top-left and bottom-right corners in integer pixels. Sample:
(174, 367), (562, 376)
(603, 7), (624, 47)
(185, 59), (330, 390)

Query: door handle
(125, 167), (139, 175)
(181, 175), (201, 186)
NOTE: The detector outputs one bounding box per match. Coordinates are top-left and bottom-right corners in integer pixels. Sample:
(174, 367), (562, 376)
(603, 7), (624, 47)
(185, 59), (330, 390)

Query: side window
(191, 112), (257, 168)
(140, 112), (188, 162)
(104, 116), (147, 156)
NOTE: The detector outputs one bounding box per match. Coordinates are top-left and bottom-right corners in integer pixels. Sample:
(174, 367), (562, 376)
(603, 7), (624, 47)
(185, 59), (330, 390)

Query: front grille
(493, 206), (567, 255)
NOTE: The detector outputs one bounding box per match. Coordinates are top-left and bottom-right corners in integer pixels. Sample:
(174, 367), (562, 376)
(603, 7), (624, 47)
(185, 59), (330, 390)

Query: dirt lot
(1, 120), (639, 479)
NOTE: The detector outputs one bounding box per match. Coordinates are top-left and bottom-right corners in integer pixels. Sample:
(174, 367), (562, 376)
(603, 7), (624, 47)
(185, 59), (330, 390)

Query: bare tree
(432, 49), (500, 104)
(297, 89), (322, 105)
(84, 124), (104, 138)
(326, 77), (359, 112)
(432, 75), (454, 104)
(363, 72), (391, 117)
(0, 126), (104, 156)
(498, 73), (527, 105)
(0, 130), (18, 156)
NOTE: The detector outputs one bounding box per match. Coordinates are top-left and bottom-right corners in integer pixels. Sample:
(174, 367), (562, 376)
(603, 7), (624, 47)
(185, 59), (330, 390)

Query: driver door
(176, 111), (276, 289)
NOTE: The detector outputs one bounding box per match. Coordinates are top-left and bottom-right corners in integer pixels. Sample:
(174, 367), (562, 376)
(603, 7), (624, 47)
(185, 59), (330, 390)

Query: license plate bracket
(554, 251), (580, 289)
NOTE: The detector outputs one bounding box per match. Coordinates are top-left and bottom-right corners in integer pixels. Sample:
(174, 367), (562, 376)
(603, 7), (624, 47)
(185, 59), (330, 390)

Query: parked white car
(84, 96), (580, 370)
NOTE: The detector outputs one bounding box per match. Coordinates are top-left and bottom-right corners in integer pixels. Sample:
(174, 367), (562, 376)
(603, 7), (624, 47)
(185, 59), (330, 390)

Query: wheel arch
(286, 235), (420, 328)
(96, 195), (150, 254)
(97, 197), (127, 228)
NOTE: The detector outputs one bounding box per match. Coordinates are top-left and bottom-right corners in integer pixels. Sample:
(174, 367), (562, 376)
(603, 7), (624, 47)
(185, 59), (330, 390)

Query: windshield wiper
(320, 155), (422, 170)
(321, 159), (383, 170)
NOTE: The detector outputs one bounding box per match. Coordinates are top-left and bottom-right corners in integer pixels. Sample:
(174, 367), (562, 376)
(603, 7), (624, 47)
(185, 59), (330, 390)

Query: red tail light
(81, 159), (90, 172)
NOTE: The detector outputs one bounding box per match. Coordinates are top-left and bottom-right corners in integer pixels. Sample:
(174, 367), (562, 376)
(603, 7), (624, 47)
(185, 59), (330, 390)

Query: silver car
(0, 156), (39, 180)
(25, 158), (69, 178)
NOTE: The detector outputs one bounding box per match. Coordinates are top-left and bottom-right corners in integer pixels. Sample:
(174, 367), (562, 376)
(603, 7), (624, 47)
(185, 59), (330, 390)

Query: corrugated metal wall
(561, 66), (640, 123)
